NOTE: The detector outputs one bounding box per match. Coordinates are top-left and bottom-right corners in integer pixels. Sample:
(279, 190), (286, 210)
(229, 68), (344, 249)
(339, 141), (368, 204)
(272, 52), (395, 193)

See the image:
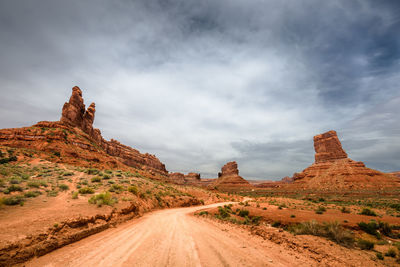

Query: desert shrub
(91, 176), (102, 183)
(376, 252), (384, 260)
(20, 173), (29, 180)
(128, 185), (138, 195)
(360, 208), (377, 217)
(389, 203), (400, 211)
(27, 181), (40, 188)
(357, 239), (374, 250)
(63, 172), (74, 176)
(54, 152), (61, 157)
(102, 174), (111, 180)
(238, 209), (249, 217)
(47, 190), (58, 197)
(341, 207), (350, 213)
(87, 168), (100, 175)
(357, 221), (394, 238)
(199, 211), (209, 216)
(315, 206), (326, 214)
(78, 187), (95, 194)
(59, 184), (69, 191)
(263, 207), (267, 210)
(217, 206), (230, 219)
(385, 248), (397, 258)
(105, 170), (113, 174)
(3, 195), (25, 205)
(88, 192), (116, 207)
(290, 214), (296, 218)
(24, 191), (41, 198)
(0, 156), (17, 164)
(272, 221), (281, 227)
(7, 184), (23, 192)
(71, 191), (79, 199)
(291, 220), (354, 247)
(111, 184), (123, 191)
(9, 178), (21, 184)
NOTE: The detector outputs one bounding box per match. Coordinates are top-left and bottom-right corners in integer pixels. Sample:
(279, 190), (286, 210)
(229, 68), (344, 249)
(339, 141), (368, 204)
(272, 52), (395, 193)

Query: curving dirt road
(25, 202), (312, 267)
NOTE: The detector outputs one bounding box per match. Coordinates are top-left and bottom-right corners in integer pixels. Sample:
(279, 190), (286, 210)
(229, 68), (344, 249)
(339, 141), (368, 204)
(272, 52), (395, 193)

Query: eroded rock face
(1, 86), (167, 175)
(185, 172), (200, 183)
(60, 86), (85, 127)
(314, 130), (348, 163)
(213, 161), (251, 189)
(292, 130), (400, 190)
(168, 172), (186, 185)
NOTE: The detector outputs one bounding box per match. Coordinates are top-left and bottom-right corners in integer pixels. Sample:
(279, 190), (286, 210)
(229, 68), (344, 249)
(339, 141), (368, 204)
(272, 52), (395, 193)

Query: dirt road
(25, 203), (316, 267)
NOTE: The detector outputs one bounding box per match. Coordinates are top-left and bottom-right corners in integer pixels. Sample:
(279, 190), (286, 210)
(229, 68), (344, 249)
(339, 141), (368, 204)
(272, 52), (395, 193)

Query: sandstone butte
(292, 130), (400, 190)
(212, 161), (251, 190)
(0, 86), (167, 177)
(167, 172), (201, 185)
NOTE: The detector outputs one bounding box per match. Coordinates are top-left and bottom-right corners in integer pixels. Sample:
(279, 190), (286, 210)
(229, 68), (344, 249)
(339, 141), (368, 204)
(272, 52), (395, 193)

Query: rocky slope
(292, 130), (400, 190)
(212, 161), (251, 190)
(0, 86), (167, 176)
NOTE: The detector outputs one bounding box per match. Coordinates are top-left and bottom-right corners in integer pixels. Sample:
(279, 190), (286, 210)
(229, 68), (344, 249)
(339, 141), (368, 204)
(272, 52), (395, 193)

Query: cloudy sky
(0, 0), (399, 180)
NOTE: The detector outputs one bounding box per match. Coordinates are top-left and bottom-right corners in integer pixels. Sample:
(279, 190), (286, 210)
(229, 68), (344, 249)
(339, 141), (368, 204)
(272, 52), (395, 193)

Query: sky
(0, 0), (399, 180)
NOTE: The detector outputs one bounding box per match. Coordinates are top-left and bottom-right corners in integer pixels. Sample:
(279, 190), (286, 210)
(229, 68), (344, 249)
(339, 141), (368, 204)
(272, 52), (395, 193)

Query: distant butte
(292, 130), (400, 190)
(212, 161), (251, 190)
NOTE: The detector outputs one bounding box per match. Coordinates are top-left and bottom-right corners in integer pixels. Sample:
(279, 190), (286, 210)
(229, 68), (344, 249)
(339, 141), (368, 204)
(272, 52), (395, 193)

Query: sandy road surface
(26, 202), (310, 267)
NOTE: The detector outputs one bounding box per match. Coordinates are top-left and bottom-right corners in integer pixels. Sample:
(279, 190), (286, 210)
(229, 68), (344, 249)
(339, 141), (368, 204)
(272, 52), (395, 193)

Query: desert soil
(24, 202), (379, 267)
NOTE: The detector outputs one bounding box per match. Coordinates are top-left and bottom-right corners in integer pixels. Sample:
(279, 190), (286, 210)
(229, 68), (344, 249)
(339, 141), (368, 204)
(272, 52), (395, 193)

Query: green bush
(357, 239), (374, 250)
(128, 185), (138, 195)
(217, 206), (230, 219)
(78, 187), (95, 194)
(102, 174), (111, 180)
(91, 176), (102, 183)
(360, 208), (377, 216)
(357, 220), (394, 238)
(59, 184), (69, 191)
(24, 191), (41, 198)
(7, 184), (23, 192)
(87, 168), (100, 175)
(3, 195), (25, 205)
(88, 192), (116, 207)
(27, 181), (40, 188)
(71, 191), (79, 199)
(238, 209), (249, 217)
(272, 221), (281, 227)
(291, 220), (354, 247)
(376, 252), (384, 260)
(385, 248), (396, 258)
(315, 206), (326, 214)
(199, 211), (209, 216)
(341, 207), (350, 213)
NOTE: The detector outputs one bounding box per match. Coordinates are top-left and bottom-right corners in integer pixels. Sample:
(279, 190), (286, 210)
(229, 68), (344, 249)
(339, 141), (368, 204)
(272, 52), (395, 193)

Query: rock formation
(314, 130), (347, 163)
(292, 130), (400, 190)
(213, 161), (251, 189)
(168, 172), (186, 185)
(0, 86), (167, 175)
(167, 172), (201, 185)
(184, 172), (201, 184)
(387, 171), (400, 179)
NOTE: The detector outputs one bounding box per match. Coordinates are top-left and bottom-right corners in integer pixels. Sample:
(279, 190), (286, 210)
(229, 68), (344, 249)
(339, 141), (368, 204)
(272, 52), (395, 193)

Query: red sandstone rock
(185, 172), (200, 182)
(292, 130), (400, 190)
(213, 161), (251, 189)
(61, 86), (86, 127)
(0, 86), (167, 175)
(168, 172), (186, 185)
(314, 130), (347, 163)
(387, 171), (400, 179)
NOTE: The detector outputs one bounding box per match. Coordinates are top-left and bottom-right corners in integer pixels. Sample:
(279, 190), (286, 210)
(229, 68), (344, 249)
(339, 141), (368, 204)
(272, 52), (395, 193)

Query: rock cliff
(0, 86), (167, 175)
(213, 161), (251, 189)
(292, 130), (400, 190)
